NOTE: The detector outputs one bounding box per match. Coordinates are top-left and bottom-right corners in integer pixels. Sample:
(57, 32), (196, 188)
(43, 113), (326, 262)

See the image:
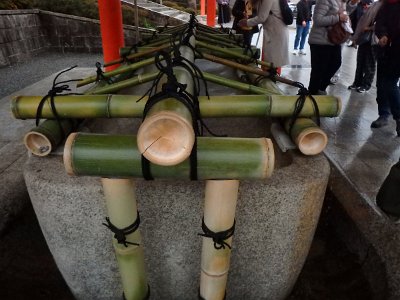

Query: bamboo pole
(196, 35), (239, 49)
(119, 36), (171, 56)
(87, 72), (159, 95)
(196, 31), (242, 46)
(24, 119), (77, 156)
(77, 57), (157, 88)
(136, 35), (196, 166)
(64, 133), (275, 180)
(104, 44), (171, 67)
(283, 118), (328, 156)
(200, 180), (239, 300)
(196, 41), (268, 68)
(11, 94), (341, 119)
(101, 178), (148, 300)
(253, 76), (331, 155)
(202, 72), (270, 95)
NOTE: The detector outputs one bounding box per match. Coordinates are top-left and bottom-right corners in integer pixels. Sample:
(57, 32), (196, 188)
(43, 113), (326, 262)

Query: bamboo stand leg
(101, 178), (149, 300)
(200, 180), (239, 300)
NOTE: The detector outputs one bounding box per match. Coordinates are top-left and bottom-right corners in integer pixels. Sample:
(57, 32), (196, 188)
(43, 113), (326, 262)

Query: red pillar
(207, 0), (216, 27)
(201, 0), (206, 15)
(98, 0), (125, 71)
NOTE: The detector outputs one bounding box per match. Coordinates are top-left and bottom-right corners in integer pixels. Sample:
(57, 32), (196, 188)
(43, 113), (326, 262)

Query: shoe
(317, 90), (327, 95)
(396, 119), (400, 137)
(348, 84), (358, 90)
(292, 49), (298, 55)
(330, 74), (340, 85)
(371, 116), (389, 128)
(357, 86), (370, 93)
(299, 49), (306, 55)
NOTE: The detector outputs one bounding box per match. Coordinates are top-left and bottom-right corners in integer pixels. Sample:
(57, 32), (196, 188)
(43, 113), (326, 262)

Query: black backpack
(270, 0), (294, 25)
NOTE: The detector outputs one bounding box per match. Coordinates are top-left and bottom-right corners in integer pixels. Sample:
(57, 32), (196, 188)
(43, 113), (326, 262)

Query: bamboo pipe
(196, 41), (268, 68)
(200, 180), (239, 300)
(77, 57), (157, 88)
(196, 35), (239, 49)
(87, 72), (159, 95)
(202, 72), (270, 95)
(104, 44), (171, 67)
(136, 36), (196, 166)
(284, 118), (328, 156)
(197, 31), (242, 46)
(64, 133), (275, 180)
(11, 95), (341, 119)
(24, 119), (77, 156)
(101, 178), (148, 300)
(254, 76), (330, 155)
(119, 36), (171, 56)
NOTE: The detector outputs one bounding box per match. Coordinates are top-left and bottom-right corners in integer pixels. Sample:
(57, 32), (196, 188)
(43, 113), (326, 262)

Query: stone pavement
(0, 24), (400, 298)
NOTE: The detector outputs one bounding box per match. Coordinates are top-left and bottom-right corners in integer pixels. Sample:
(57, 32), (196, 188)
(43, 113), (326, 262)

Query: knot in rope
(103, 213), (141, 247)
(198, 218), (235, 250)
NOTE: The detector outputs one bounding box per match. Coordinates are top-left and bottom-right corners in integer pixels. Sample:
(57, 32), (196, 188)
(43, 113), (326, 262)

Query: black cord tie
(103, 212), (141, 247)
(288, 83), (320, 136)
(198, 218), (235, 250)
(95, 62), (113, 84)
(35, 65), (82, 139)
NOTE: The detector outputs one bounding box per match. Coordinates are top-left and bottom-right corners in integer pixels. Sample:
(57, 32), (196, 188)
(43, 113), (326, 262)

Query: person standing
(307, 0), (359, 95)
(293, 0), (312, 55)
(238, 0), (289, 69)
(347, 0), (380, 93)
(232, 0), (259, 47)
(371, 0), (400, 136)
(217, 0), (231, 25)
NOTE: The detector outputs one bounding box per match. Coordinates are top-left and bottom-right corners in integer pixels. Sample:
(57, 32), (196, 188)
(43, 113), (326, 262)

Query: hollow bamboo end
(296, 128), (328, 156)
(137, 111), (195, 166)
(11, 96), (21, 119)
(263, 138), (275, 178)
(63, 132), (78, 175)
(336, 96), (342, 116)
(23, 131), (52, 157)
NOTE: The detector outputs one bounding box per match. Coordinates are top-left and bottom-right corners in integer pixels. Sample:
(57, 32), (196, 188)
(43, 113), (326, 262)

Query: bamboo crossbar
(64, 133), (275, 180)
(12, 94), (341, 119)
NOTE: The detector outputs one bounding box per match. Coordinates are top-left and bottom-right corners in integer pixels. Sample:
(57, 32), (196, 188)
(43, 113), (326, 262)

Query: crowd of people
(219, 0), (400, 136)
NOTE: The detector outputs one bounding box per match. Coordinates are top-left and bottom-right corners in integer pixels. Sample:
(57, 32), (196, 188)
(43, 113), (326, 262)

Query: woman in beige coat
(238, 0), (289, 68)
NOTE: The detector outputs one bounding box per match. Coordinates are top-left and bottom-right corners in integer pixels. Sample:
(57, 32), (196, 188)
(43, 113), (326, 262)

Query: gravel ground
(0, 51), (102, 99)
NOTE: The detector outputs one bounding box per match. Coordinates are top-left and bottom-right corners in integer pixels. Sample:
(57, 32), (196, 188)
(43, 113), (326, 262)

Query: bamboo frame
(200, 180), (239, 300)
(12, 95), (341, 119)
(101, 178), (148, 300)
(64, 133), (275, 180)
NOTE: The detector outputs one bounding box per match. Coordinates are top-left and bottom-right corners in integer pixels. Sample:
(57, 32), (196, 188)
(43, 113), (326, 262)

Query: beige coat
(247, 0), (289, 67)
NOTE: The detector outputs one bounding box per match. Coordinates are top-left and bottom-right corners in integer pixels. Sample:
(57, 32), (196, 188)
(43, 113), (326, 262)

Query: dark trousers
(308, 44), (342, 94)
(376, 47), (400, 120)
(353, 44), (377, 89)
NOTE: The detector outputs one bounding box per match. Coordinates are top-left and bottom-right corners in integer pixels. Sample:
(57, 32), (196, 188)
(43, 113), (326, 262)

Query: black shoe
(348, 84), (358, 90)
(396, 119), (400, 137)
(357, 86), (370, 93)
(371, 116), (389, 128)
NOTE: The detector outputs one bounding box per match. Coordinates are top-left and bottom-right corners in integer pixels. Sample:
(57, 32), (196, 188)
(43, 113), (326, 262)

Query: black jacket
(296, 0), (311, 25)
(375, 0), (400, 49)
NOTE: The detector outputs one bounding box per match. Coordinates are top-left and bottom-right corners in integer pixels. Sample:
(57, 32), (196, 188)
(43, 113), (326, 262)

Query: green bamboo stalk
(196, 35), (239, 49)
(119, 37), (171, 56)
(202, 71), (270, 95)
(77, 57), (157, 88)
(104, 44), (171, 67)
(24, 119), (77, 156)
(283, 118), (328, 156)
(196, 41), (269, 68)
(101, 178), (148, 300)
(64, 133), (275, 180)
(12, 95), (341, 119)
(197, 31), (243, 46)
(87, 72), (159, 95)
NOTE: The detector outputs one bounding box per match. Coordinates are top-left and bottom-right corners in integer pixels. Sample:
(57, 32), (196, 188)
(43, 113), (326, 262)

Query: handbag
(356, 30), (372, 45)
(328, 21), (351, 45)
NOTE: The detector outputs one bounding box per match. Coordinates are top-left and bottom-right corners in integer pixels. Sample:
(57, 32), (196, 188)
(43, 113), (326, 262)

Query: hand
(379, 36), (388, 47)
(238, 19), (248, 28)
(302, 21), (306, 27)
(339, 12), (348, 22)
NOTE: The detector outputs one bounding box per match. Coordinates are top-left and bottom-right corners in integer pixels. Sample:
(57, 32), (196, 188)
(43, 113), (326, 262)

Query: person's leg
(351, 43), (366, 88)
(308, 44), (327, 94)
(360, 44), (377, 91)
(299, 21), (310, 52)
(319, 45), (341, 92)
(293, 25), (302, 52)
(372, 55), (392, 128)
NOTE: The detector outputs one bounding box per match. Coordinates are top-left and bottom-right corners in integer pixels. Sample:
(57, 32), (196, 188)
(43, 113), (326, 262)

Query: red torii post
(98, 0), (125, 71)
(207, 0), (216, 27)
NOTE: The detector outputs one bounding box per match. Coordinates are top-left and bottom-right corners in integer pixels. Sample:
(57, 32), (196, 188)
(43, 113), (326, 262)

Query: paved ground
(0, 24), (399, 299)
